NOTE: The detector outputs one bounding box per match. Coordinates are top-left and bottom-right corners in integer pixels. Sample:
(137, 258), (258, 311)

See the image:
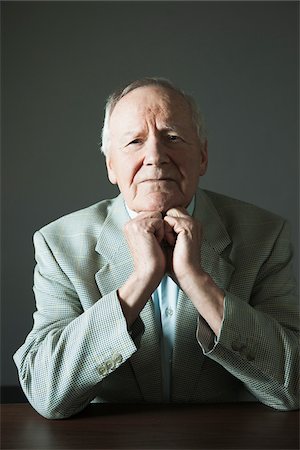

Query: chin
(133, 193), (185, 213)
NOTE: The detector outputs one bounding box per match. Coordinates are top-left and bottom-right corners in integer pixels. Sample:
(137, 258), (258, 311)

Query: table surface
(1, 402), (299, 449)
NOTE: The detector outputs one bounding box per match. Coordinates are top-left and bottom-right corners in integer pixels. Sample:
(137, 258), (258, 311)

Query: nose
(143, 136), (170, 166)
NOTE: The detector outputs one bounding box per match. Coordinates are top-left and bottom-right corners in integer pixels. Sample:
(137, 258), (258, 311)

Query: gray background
(2, 1), (298, 389)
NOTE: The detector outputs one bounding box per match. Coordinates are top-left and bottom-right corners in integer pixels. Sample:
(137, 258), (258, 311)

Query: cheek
(176, 156), (198, 176)
(128, 158), (144, 183)
(188, 152), (204, 175)
(118, 159), (141, 189)
(178, 157), (203, 185)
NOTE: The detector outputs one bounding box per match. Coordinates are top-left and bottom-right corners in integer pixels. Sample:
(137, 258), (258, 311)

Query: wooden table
(1, 402), (299, 449)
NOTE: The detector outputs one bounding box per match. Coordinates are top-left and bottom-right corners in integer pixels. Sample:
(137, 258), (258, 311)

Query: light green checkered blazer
(14, 189), (299, 419)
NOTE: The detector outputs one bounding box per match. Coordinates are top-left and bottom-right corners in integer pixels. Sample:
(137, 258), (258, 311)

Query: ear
(199, 140), (208, 176)
(106, 156), (118, 185)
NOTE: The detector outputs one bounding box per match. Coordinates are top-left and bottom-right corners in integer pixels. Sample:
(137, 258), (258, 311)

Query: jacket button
(231, 340), (242, 352)
(239, 344), (247, 356)
(106, 359), (115, 371)
(246, 353), (255, 361)
(98, 363), (108, 377)
(112, 353), (123, 365)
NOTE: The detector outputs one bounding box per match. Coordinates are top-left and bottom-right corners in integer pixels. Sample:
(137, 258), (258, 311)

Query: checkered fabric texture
(13, 189), (299, 419)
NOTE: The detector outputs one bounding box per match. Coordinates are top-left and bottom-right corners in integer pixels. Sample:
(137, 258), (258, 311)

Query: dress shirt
(125, 198), (195, 401)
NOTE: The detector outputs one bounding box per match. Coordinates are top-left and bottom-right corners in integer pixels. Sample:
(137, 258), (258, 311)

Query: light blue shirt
(126, 197), (195, 402)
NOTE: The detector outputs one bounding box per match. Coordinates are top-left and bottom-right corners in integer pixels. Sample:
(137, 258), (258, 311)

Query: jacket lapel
(94, 194), (133, 293)
(129, 301), (162, 402)
(172, 189), (235, 401)
(94, 195), (162, 402)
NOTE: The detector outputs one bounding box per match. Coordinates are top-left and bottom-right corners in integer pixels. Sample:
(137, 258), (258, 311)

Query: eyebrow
(122, 129), (143, 137)
(122, 123), (184, 135)
(162, 124), (183, 133)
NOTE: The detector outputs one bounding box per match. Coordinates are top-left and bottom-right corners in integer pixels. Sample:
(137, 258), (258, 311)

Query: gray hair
(100, 77), (207, 156)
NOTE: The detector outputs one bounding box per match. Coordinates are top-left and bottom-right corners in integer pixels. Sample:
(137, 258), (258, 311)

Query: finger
(163, 215), (184, 233)
(164, 216), (195, 240)
(154, 219), (165, 244)
(136, 211), (163, 220)
(141, 217), (165, 242)
(165, 207), (188, 218)
(125, 214), (164, 240)
(163, 220), (176, 246)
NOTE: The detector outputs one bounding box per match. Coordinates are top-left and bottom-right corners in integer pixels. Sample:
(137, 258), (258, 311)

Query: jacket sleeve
(196, 220), (299, 410)
(13, 231), (140, 419)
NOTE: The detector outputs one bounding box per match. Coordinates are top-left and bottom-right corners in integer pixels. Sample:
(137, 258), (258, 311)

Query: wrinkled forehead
(109, 86), (194, 130)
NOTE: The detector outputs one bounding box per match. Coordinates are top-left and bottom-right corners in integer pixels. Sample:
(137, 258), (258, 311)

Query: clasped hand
(121, 208), (224, 333)
(124, 208), (203, 292)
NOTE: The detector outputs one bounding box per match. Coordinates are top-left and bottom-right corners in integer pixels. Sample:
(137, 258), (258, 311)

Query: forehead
(109, 86), (194, 130)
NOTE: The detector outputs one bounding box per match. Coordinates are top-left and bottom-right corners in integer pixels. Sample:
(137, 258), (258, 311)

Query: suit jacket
(13, 189), (299, 418)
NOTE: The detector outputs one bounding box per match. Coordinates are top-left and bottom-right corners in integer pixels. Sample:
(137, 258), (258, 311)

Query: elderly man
(14, 78), (299, 419)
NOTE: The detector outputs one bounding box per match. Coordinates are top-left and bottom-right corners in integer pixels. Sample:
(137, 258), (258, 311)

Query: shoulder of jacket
(201, 189), (286, 240)
(37, 196), (120, 239)
(202, 189), (284, 222)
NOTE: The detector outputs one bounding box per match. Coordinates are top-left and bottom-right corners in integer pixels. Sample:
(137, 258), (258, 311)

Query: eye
(128, 138), (142, 145)
(167, 134), (182, 143)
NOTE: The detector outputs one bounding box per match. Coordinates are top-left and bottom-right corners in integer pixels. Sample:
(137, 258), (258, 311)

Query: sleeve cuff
(196, 295), (227, 354)
(128, 316), (145, 347)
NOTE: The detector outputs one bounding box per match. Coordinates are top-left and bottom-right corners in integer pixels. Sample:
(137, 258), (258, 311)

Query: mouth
(141, 178), (175, 183)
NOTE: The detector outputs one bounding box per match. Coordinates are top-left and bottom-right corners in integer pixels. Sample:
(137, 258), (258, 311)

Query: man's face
(106, 86), (208, 213)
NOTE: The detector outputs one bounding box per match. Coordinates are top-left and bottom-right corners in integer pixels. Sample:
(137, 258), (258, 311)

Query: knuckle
(124, 220), (139, 235)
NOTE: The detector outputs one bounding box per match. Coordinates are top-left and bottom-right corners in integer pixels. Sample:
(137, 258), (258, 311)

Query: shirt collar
(125, 196), (196, 219)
